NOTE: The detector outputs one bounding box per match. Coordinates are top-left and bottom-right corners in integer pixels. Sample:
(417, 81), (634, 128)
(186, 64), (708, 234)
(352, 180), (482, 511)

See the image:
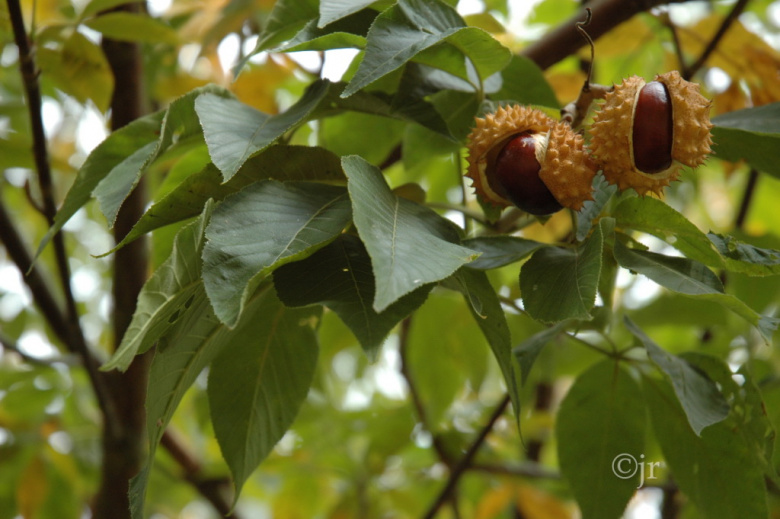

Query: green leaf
(708, 232), (780, 276)
(451, 267), (521, 423)
(520, 218), (608, 322)
(196, 81), (328, 181)
(319, 0), (376, 27)
(557, 360), (645, 519)
(34, 111), (164, 263)
(279, 9), (374, 52)
(253, 0), (319, 52)
(80, 0), (143, 19)
(273, 234), (431, 357)
(712, 103), (780, 177)
(342, 155), (478, 311)
(341, 0), (511, 97)
(108, 145), (345, 253)
(491, 55), (559, 108)
(513, 321), (569, 385)
(208, 293), (320, 503)
(202, 181), (352, 326)
(92, 142), (157, 228)
(615, 240), (779, 344)
(576, 174), (617, 242)
(613, 196), (723, 268)
(129, 284), (278, 519)
(644, 375), (769, 519)
(613, 239), (724, 295)
(462, 236), (545, 270)
(84, 12), (179, 45)
(624, 316), (728, 435)
(102, 202), (213, 372)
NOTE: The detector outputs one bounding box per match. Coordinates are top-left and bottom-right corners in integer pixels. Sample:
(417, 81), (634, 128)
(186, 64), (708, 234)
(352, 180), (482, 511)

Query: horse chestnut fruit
(466, 105), (596, 215)
(589, 71), (713, 196)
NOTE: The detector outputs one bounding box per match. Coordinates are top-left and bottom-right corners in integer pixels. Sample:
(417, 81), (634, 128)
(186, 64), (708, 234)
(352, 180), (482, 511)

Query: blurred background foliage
(1, 0), (780, 517)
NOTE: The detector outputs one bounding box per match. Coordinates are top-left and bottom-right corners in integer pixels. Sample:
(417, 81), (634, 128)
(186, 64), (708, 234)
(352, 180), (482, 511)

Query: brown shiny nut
(588, 71), (713, 196)
(466, 105), (596, 214)
(493, 132), (563, 215)
(632, 81), (673, 174)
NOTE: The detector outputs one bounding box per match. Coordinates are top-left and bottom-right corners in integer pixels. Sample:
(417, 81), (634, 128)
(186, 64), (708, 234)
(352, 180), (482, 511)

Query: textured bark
(93, 3), (152, 517)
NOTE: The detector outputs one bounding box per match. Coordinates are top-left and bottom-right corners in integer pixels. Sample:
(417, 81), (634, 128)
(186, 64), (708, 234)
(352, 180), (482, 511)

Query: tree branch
(683, 0), (750, 80)
(521, 0), (692, 71)
(161, 429), (239, 518)
(422, 394), (511, 519)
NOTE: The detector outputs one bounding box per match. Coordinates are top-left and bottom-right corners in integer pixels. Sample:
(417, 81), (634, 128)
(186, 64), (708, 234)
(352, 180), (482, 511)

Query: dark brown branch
(521, 0), (692, 71)
(161, 430), (238, 518)
(422, 394), (511, 519)
(735, 169), (759, 230)
(683, 0), (750, 80)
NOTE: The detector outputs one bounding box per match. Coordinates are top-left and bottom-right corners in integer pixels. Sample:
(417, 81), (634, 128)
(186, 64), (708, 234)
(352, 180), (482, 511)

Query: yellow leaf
(594, 16), (654, 59)
(17, 455), (48, 519)
(515, 482), (576, 519)
(231, 58), (296, 114)
(475, 482), (515, 519)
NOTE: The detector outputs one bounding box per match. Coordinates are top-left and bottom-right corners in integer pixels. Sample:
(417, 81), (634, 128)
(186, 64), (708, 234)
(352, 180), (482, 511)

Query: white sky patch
(457, 0), (484, 16)
(17, 330), (59, 360)
(76, 105), (108, 155)
(147, 0), (173, 17)
(322, 48), (360, 81)
(288, 50), (323, 74)
(217, 33), (241, 73)
(41, 97), (64, 137)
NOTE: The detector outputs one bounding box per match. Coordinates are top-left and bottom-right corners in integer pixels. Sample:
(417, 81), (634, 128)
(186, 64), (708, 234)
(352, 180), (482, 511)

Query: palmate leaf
(102, 201), (213, 372)
(342, 155), (478, 312)
(644, 372), (768, 519)
(520, 218), (610, 322)
(273, 234), (432, 357)
(556, 360), (646, 519)
(341, 0), (511, 97)
(253, 0), (319, 52)
(614, 240), (779, 344)
(278, 8), (374, 52)
(208, 292), (320, 504)
(319, 0), (376, 27)
(195, 80), (329, 181)
(624, 317), (728, 436)
(109, 145), (345, 254)
(202, 181), (352, 327)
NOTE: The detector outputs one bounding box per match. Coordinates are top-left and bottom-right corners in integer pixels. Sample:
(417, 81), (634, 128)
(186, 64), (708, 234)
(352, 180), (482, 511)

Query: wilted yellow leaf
(516, 482), (576, 519)
(231, 57), (296, 114)
(475, 481), (515, 519)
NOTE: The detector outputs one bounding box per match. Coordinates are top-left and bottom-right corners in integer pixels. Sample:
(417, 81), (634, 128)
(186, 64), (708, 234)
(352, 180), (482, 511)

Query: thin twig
(684, 0), (750, 80)
(422, 394), (511, 519)
(735, 169), (759, 230)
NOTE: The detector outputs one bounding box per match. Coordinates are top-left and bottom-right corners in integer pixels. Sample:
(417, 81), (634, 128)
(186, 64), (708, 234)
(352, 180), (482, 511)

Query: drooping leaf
(84, 12), (179, 45)
(520, 218), (609, 322)
(613, 239), (725, 295)
(513, 321), (569, 385)
(708, 232), (780, 276)
(450, 267), (521, 423)
(80, 0), (144, 18)
(613, 196), (724, 268)
(644, 375), (768, 519)
(34, 111), (164, 262)
(102, 201), (213, 372)
(196, 80), (329, 180)
(341, 0), (511, 97)
(557, 360), (645, 519)
(108, 145), (345, 253)
(342, 155), (478, 312)
(273, 234), (431, 357)
(202, 181), (352, 327)
(253, 0), (319, 53)
(129, 284), (278, 519)
(615, 240), (779, 344)
(624, 316), (729, 435)
(462, 236), (546, 270)
(208, 293), (320, 503)
(92, 142), (157, 228)
(712, 103), (780, 177)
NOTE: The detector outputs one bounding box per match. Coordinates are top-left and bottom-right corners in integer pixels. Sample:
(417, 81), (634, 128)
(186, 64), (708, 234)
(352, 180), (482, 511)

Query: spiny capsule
(466, 105), (597, 215)
(588, 71), (713, 196)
